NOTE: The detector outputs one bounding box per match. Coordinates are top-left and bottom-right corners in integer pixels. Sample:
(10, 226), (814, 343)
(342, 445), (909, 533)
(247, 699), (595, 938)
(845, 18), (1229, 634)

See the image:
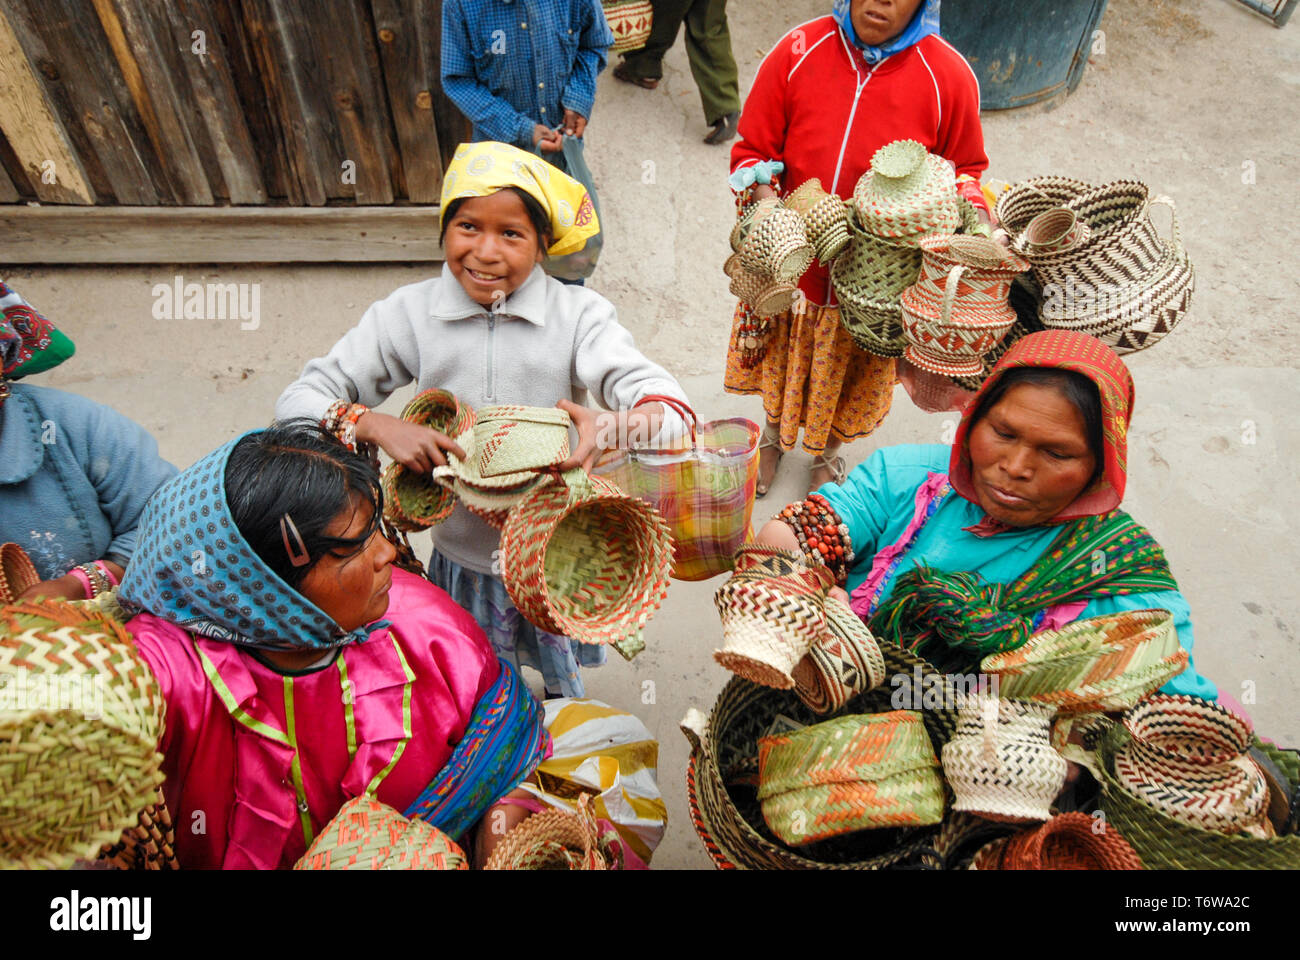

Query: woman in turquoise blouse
(758, 330), (1215, 700)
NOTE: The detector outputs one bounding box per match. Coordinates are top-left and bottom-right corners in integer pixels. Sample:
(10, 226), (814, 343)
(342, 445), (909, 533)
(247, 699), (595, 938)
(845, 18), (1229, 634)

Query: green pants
(620, 0), (741, 125)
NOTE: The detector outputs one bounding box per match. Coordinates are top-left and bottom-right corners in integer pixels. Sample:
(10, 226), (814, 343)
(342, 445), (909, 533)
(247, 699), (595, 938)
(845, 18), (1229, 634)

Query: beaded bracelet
(774, 493), (855, 586)
(321, 400), (369, 452)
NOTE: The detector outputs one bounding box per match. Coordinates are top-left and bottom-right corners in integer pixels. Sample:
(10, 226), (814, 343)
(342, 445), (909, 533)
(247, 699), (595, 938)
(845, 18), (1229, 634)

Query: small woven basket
(759, 711), (945, 846)
(831, 218), (923, 357)
(739, 205), (814, 283)
(603, 0), (653, 53)
(294, 796), (469, 870)
(500, 468), (673, 645)
(785, 179), (851, 264)
(714, 547), (835, 690)
(852, 140), (961, 243)
(792, 597), (887, 715)
(942, 696), (1068, 823)
(1096, 722), (1300, 869)
(994, 176), (1094, 237)
(1114, 694), (1270, 837)
(0, 543), (39, 603)
(989, 812), (1144, 870)
(472, 404), (571, 478)
(1, 599), (166, 868)
(980, 609), (1188, 714)
(382, 389), (475, 531)
(483, 794), (609, 870)
(683, 672), (949, 870)
(728, 260), (799, 318)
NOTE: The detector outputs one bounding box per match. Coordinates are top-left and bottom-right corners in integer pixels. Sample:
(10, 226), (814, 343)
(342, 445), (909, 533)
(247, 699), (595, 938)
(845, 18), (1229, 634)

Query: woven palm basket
(729, 197), (781, 253)
(784, 178), (851, 264)
(604, 0), (653, 53)
(948, 284), (1044, 391)
(1114, 694), (1270, 837)
(500, 468), (673, 645)
(683, 649), (956, 870)
(295, 796), (468, 870)
(1094, 721), (1300, 869)
(977, 812), (1144, 870)
(831, 218), (923, 357)
(713, 548), (835, 690)
(792, 597), (887, 715)
(382, 389), (475, 531)
(942, 696), (1068, 823)
(739, 206), (814, 283)
(483, 794), (608, 870)
(852, 140), (960, 243)
(932, 811), (1020, 870)
(94, 787), (178, 870)
(0, 543), (39, 603)
(759, 711), (944, 846)
(472, 405), (571, 478)
(727, 260), (799, 318)
(994, 176), (1094, 238)
(1, 599), (165, 869)
(980, 609), (1188, 714)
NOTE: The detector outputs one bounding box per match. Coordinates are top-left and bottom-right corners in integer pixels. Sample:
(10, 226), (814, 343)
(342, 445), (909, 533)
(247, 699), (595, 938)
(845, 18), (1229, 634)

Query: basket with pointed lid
(852, 140), (961, 243)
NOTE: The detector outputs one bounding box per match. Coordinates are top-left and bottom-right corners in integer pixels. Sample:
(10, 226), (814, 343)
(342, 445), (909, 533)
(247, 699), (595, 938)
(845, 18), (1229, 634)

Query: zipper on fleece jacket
(484, 314), (496, 402)
(829, 61), (880, 196)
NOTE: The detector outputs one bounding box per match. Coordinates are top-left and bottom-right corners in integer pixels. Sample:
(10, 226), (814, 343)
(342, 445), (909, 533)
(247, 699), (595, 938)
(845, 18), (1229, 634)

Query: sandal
(808, 454), (847, 494)
(613, 62), (659, 90)
(755, 425), (784, 499)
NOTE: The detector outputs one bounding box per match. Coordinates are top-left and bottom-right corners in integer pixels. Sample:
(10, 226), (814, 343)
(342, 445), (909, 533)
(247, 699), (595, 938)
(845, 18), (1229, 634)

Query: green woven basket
(759, 711), (944, 846)
(382, 389), (475, 531)
(472, 404), (571, 479)
(1097, 723), (1300, 869)
(682, 642), (955, 870)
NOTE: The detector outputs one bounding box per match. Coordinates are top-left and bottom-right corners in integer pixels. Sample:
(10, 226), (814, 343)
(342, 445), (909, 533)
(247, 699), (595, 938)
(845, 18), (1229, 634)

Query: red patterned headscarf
(949, 330), (1135, 523)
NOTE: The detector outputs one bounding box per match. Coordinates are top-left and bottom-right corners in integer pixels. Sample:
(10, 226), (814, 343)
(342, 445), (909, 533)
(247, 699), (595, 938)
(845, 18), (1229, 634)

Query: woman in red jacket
(727, 0), (989, 495)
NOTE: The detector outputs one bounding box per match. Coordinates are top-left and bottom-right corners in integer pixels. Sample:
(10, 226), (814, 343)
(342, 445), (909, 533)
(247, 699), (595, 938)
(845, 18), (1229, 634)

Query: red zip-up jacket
(732, 16), (988, 305)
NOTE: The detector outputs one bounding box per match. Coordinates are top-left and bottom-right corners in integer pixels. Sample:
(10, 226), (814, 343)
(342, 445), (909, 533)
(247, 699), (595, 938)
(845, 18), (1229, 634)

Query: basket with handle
(593, 394), (759, 582)
(500, 466), (673, 645)
(294, 795), (469, 870)
(483, 793), (608, 870)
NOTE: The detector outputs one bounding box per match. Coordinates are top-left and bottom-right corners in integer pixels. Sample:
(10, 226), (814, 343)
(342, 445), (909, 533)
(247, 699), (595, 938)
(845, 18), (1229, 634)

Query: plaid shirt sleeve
(562, 0), (613, 120)
(440, 0), (537, 148)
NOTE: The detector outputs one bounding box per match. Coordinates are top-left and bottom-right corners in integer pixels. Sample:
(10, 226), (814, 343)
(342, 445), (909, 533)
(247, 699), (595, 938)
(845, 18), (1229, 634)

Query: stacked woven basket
(381, 391), (674, 654)
(690, 594), (1300, 869)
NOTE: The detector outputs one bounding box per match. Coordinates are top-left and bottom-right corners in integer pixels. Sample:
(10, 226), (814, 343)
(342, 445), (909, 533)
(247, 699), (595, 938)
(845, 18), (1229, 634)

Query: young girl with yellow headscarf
(277, 141), (691, 699)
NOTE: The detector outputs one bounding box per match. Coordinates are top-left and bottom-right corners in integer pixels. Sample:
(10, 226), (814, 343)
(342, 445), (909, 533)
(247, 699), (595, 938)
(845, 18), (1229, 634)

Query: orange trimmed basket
(500, 467), (673, 645)
(382, 389), (475, 531)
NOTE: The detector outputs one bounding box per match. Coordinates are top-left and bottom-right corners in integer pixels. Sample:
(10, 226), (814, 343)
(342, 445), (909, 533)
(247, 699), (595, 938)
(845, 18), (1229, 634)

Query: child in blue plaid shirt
(441, 0), (613, 164)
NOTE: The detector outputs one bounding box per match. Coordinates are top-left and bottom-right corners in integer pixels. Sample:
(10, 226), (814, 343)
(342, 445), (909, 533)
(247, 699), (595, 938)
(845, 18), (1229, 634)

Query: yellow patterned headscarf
(440, 142), (599, 258)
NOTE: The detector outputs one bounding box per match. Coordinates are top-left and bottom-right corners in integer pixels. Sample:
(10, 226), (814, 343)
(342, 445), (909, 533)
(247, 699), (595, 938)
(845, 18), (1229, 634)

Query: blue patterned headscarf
(832, 0), (941, 64)
(118, 431), (378, 651)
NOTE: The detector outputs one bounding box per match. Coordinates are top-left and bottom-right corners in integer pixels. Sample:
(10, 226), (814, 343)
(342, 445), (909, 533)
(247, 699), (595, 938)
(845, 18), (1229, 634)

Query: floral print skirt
(723, 301), (897, 455)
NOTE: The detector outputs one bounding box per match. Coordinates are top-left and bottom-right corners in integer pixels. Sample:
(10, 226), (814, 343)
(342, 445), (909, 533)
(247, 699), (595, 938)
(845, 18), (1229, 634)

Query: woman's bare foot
(756, 423), (784, 498)
(808, 448), (847, 493)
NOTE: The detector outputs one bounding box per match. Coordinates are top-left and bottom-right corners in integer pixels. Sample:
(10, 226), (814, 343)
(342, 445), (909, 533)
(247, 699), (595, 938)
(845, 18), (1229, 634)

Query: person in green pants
(613, 0), (741, 144)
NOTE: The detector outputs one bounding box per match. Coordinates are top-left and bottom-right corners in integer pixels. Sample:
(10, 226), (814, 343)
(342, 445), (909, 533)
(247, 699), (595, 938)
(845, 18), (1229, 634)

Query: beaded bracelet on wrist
(322, 400), (369, 452)
(774, 493), (854, 586)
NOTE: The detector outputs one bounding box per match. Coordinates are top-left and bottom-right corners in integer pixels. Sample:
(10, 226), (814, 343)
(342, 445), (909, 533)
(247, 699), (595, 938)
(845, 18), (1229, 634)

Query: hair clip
(279, 513), (311, 567)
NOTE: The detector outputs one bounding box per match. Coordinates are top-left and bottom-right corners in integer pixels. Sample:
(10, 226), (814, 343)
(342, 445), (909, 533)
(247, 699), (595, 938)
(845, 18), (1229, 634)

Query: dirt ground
(6, 0), (1299, 869)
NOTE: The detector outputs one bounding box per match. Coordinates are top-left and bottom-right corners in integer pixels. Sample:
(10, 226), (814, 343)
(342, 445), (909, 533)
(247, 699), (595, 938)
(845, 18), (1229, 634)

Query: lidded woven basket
(382, 389), (475, 531)
(295, 795), (469, 870)
(980, 608), (1187, 714)
(500, 468), (673, 646)
(758, 711), (945, 846)
(852, 140), (960, 243)
(1, 599), (166, 868)
(941, 695), (1068, 823)
(472, 404), (570, 478)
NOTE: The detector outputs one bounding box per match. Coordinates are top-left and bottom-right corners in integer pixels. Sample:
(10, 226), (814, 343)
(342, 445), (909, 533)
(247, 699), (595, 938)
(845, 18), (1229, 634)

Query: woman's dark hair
(224, 419), (383, 591)
(969, 368), (1105, 483)
(439, 186), (553, 253)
